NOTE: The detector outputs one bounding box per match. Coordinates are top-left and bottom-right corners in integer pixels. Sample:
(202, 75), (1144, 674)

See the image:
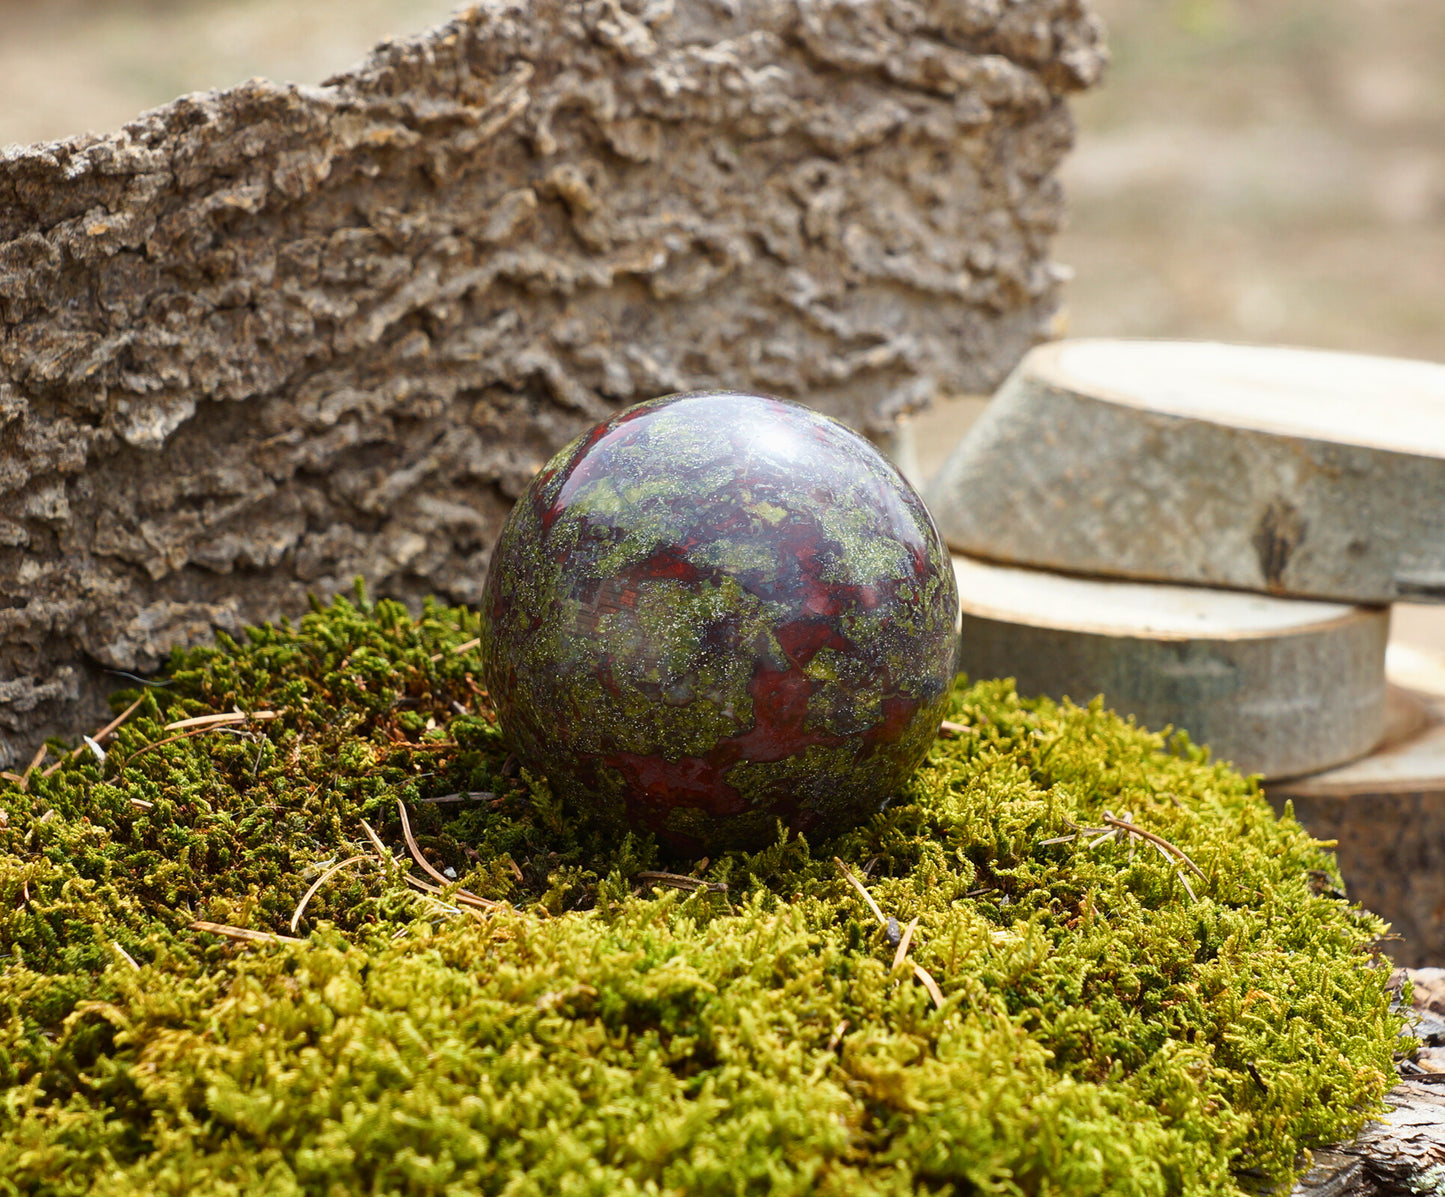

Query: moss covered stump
(0, 592), (1403, 1195)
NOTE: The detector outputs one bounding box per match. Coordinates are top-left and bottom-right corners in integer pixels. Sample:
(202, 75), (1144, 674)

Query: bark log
(926, 339), (1445, 604)
(0, 0), (1104, 764)
(952, 553), (1389, 779)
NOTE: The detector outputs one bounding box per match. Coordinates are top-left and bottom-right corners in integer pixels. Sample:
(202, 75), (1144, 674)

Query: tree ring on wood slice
(926, 339), (1445, 604)
(952, 553), (1389, 779)
(1269, 643), (1445, 968)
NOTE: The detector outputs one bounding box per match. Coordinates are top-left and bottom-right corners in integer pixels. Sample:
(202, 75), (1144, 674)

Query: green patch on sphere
(0, 590), (1403, 1196)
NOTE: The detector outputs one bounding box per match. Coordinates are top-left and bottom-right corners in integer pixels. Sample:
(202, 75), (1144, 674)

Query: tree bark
(1292, 1080), (1445, 1197)
(0, 0), (1105, 764)
(926, 339), (1445, 604)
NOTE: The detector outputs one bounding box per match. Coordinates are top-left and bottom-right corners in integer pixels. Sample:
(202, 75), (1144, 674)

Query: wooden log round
(926, 339), (1445, 605)
(952, 553), (1390, 779)
(1269, 645), (1445, 969)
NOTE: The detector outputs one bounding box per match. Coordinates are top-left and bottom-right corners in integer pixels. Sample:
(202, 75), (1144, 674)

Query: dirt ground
(3, 0), (1442, 648)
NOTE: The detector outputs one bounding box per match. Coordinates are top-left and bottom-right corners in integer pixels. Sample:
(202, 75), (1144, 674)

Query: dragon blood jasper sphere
(480, 391), (959, 852)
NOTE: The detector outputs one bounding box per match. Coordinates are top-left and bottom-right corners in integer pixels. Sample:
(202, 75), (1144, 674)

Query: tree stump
(926, 339), (1445, 604)
(0, 0), (1105, 764)
(953, 553), (1390, 778)
(1270, 645), (1445, 968)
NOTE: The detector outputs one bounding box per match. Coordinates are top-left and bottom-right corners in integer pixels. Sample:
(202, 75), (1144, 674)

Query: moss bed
(0, 589), (1402, 1196)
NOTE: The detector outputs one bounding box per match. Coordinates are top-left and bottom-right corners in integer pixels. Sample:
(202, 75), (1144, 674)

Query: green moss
(0, 587), (1401, 1195)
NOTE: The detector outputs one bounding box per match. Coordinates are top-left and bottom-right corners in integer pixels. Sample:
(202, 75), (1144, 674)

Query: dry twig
(1100, 814), (1206, 882)
(429, 636), (482, 662)
(636, 871), (728, 894)
(1042, 812), (1205, 902)
(124, 726), (235, 763)
(417, 790), (496, 804)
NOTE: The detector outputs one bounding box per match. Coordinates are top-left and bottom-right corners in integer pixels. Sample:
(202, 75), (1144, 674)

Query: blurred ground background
(2, 0), (1441, 642)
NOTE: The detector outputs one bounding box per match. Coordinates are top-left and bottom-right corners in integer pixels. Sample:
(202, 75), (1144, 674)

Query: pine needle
(41, 694), (147, 777)
(19, 742), (49, 787)
(290, 854), (370, 932)
(164, 709), (282, 732)
(189, 920), (303, 945)
(890, 916), (919, 973)
(912, 962), (946, 1009)
(401, 871), (502, 912)
(396, 798), (503, 911)
(836, 861), (941, 1008)
(110, 941), (141, 971)
(359, 818), (392, 864)
(834, 857), (887, 926)
(396, 797), (456, 889)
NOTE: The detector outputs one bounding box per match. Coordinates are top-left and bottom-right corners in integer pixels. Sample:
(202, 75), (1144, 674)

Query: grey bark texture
(926, 339), (1445, 605)
(1292, 1080), (1445, 1197)
(0, 0), (1105, 764)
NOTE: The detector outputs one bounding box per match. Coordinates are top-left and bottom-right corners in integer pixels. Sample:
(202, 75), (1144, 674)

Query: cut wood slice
(925, 339), (1445, 604)
(1269, 642), (1445, 969)
(952, 554), (1390, 780)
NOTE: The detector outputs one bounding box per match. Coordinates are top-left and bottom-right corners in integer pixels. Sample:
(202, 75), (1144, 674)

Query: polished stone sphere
(479, 391), (959, 852)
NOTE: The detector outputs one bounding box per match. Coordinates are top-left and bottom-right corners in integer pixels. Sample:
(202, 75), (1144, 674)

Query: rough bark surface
(0, 0), (1104, 764)
(1293, 1081), (1445, 1196)
(1290, 974), (1445, 1196)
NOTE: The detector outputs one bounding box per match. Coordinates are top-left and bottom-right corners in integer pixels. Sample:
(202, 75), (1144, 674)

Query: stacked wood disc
(952, 554), (1389, 779)
(928, 337), (1445, 962)
(926, 339), (1445, 604)
(1269, 645), (1445, 968)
